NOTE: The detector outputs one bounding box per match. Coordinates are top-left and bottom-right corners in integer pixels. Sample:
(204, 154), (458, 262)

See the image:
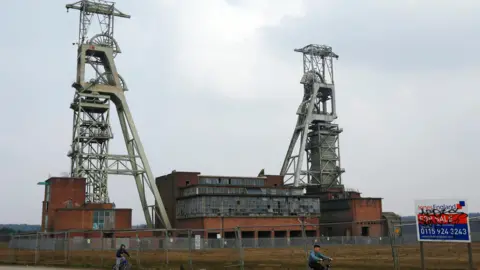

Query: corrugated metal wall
(176, 196), (320, 218)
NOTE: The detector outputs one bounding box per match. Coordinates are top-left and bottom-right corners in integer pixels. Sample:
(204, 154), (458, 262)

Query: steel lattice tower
(65, 0), (171, 229)
(280, 44), (345, 189)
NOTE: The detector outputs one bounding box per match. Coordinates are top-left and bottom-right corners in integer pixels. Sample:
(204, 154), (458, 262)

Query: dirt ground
(0, 243), (479, 269)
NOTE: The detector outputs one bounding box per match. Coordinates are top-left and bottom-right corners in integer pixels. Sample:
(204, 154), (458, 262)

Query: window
(93, 210), (113, 230)
(44, 215), (48, 232)
(93, 211), (103, 230)
(45, 185), (51, 202)
(186, 180), (190, 186)
(246, 187), (262, 195)
(361, 226), (370, 236)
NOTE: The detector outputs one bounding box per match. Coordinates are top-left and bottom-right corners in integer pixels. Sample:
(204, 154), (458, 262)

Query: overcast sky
(0, 0), (479, 224)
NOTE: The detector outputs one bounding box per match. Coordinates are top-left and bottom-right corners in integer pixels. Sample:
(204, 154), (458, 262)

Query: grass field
(0, 243), (479, 269)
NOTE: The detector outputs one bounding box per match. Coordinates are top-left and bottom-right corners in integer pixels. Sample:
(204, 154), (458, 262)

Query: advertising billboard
(415, 199), (471, 243)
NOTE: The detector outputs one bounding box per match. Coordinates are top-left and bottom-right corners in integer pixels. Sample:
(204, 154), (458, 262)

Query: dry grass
(0, 243), (479, 269)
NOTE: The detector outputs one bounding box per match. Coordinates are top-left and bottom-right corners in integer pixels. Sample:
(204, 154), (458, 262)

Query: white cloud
(147, 0), (306, 98)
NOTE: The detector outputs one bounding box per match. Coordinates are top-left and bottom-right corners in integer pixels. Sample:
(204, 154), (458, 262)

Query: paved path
(0, 267), (100, 270)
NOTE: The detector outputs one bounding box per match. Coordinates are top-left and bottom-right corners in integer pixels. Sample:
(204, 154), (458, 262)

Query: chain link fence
(1, 220), (479, 269)
(391, 219), (480, 270)
(0, 234), (12, 263)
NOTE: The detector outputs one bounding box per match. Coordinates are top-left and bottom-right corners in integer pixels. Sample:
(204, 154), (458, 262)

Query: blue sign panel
(415, 199), (471, 243)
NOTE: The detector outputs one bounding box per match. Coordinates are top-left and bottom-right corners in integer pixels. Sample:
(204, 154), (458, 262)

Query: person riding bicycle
(115, 244), (130, 270)
(308, 244), (333, 270)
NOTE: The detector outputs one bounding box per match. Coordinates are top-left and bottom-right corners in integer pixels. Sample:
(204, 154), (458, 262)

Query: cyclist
(308, 244), (333, 270)
(115, 244), (130, 270)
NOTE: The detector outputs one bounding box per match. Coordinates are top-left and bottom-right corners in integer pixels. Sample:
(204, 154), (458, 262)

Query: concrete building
(155, 171), (322, 240)
(39, 177), (132, 232)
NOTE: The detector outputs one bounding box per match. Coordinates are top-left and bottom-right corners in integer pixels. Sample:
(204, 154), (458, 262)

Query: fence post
(136, 232), (140, 268)
(271, 230), (274, 248)
(235, 227), (244, 270)
(467, 242), (474, 270)
(34, 232), (40, 264)
(301, 219), (308, 270)
(188, 230), (193, 269)
(389, 228), (398, 270)
(66, 231), (70, 264)
(419, 242), (425, 270)
(165, 230), (169, 265)
(100, 230), (104, 267)
(63, 231), (68, 265)
(8, 234), (14, 263)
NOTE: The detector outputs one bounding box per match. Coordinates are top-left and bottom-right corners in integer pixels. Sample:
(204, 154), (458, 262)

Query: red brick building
(155, 171), (389, 238)
(39, 175), (393, 240)
(306, 186), (385, 237)
(155, 171), (322, 240)
(39, 177), (132, 232)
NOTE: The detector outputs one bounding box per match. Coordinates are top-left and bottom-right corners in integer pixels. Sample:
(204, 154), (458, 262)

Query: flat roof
(180, 184), (303, 190)
(199, 174), (267, 179)
(56, 208), (132, 211)
(45, 177), (85, 182)
(158, 171), (283, 180)
(322, 197), (383, 202)
(177, 194), (320, 199)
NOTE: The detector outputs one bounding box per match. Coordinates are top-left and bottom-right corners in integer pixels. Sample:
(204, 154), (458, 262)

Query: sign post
(414, 199), (473, 270)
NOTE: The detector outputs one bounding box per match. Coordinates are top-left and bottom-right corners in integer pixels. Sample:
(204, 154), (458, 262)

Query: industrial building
(306, 186), (385, 236)
(153, 171), (395, 238)
(39, 173), (395, 238)
(35, 0), (401, 242)
(39, 177), (132, 232)
(155, 171), (321, 239)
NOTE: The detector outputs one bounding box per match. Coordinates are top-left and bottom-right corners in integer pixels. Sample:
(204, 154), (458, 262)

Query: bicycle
(309, 258), (333, 270)
(321, 258), (332, 269)
(111, 257), (131, 270)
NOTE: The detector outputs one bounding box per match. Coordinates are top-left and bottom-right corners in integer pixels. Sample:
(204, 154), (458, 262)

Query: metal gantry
(65, 0), (171, 229)
(280, 44), (345, 189)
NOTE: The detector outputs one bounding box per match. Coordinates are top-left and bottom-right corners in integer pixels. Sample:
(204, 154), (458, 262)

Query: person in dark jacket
(115, 244), (130, 269)
(308, 244), (332, 270)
